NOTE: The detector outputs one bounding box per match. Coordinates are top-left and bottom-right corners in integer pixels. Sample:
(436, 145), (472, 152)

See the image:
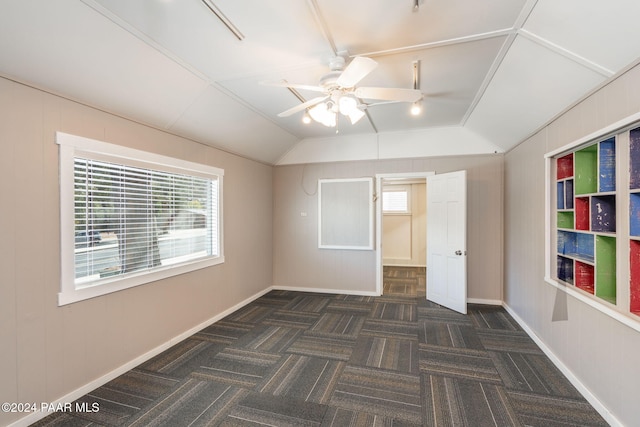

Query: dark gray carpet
(32, 267), (607, 426)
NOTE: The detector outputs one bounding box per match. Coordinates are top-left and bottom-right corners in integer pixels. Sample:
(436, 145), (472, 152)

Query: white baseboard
(272, 285), (379, 297)
(467, 298), (502, 306)
(8, 287), (274, 427)
(502, 302), (621, 427)
(382, 263), (427, 268)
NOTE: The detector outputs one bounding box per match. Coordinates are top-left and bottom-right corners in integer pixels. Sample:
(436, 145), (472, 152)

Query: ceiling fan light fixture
(302, 111), (311, 124)
(338, 95), (358, 115)
(410, 101), (422, 116)
(325, 111), (337, 127)
(348, 108), (365, 124)
(308, 102), (337, 127)
(308, 102), (327, 122)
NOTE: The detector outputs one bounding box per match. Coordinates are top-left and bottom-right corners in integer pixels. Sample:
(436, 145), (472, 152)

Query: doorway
(375, 172), (433, 296)
(382, 265), (426, 297)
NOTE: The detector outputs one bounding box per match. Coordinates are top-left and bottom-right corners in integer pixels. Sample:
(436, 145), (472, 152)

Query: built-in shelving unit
(630, 128), (640, 315)
(549, 120), (640, 328)
(555, 138), (616, 304)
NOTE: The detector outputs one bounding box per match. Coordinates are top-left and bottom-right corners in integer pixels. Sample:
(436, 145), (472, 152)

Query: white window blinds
(382, 190), (409, 212)
(57, 132), (224, 305)
(73, 158), (219, 286)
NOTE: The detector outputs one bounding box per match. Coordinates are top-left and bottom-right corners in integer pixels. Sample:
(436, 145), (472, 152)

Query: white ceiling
(1, 0), (640, 164)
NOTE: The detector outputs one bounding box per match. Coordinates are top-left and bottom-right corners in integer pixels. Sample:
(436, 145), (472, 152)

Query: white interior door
(426, 170), (467, 314)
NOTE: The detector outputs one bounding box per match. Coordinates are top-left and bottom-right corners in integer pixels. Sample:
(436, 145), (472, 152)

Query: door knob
(455, 250), (462, 255)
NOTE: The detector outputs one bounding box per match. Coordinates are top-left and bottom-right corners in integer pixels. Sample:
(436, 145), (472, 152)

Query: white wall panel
(0, 76), (273, 426)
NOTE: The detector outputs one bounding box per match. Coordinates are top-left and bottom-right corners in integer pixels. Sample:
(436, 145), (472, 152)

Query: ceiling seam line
(306, 0), (338, 56)
(365, 110), (379, 134)
(79, 0), (211, 83)
(459, 0), (539, 127)
(504, 54), (640, 157)
(80, 0), (286, 130)
(200, 0), (244, 41)
(357, 28), (515, 58)
(0, 73), (276, 166)
(517, 29), (614, 77)
(459, 31), (519, 126)
(513, 0), (540, 29)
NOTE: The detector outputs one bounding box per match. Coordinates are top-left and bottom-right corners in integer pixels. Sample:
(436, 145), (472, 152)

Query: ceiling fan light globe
(339, 96), (358, 115)
(348, 108), (365, 124)
(324, 111), (337, 127)
(308, 102), (328, 123)
(410, 102), (422, 116)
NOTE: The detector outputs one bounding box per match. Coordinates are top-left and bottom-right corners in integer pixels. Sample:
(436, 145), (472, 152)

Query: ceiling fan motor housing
(319, 71), (342, 89)
(319, 56), (347, 89)
(328, 56), (346, 71)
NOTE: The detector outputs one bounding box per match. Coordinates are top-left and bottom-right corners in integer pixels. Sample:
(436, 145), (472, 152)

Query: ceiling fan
(264, 56), (423, 127)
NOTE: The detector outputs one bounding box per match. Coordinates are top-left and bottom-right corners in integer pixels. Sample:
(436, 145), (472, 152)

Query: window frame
(57, 132), (224, 306)
(382, 185), (411, 214)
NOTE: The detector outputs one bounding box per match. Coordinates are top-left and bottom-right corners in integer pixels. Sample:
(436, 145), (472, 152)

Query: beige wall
(504, 64), (640, 425)
(273, 155), (503, 301)
(0, 77), (273, 426)
(382, 182), (427, 266)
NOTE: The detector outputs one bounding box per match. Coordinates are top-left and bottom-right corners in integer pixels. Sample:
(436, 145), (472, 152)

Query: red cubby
(575, 197), (590, 230)
(575, 261), (595, 294)
(557, 153), (574, 180)
(631, 241), (640, 315)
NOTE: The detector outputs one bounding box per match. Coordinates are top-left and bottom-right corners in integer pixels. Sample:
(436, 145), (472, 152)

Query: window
(57, 132), (223, 305)
(382, 187), (410, 213)
(546, 116), (640, 332)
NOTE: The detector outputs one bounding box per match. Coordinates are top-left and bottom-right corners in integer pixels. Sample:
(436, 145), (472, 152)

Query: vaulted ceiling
(2, 0), (640, 164)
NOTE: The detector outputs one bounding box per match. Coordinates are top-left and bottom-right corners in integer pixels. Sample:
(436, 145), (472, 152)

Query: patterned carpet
(33, 267), (607, 426)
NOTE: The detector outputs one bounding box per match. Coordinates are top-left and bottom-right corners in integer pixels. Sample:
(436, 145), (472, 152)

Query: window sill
(59, 255), (224, 306)
(543, 276), (640, 333)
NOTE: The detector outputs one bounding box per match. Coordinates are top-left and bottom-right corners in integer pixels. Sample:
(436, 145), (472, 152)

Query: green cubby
(555, 137), (619, 309)
(574, 144), (597, 195)
(557, 211), (574, 229)
(595, 235), (616, 304)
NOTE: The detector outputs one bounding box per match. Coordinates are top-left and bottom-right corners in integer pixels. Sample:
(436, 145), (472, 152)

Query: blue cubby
(557, 230), (594, 262)
(631, 193), (640, 237)
(577, 232), (595, 262)
(599, 137), (616, 192)
(557, 182), (565, 210)
(565, 179), (574, 209)
(558, 256), (574, 284)
(591, 195), (616, 233)
(558, 230), (576, 255)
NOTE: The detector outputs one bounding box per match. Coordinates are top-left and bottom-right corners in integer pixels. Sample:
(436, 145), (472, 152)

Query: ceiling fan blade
(260, 80), (326, 93)
(277, 96), (328, 117)
(355, 87), (423, 103)
(336, 56), (377, 88)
